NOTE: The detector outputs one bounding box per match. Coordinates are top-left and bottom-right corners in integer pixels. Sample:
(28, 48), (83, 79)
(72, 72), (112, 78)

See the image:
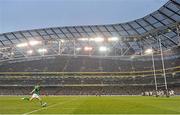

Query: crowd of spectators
(0, 74), (180, 95)
(0, 47), (179, 96)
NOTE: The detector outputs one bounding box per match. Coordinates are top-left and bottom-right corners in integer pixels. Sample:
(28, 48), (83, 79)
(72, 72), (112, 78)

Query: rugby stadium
(0, 0), (180, 114)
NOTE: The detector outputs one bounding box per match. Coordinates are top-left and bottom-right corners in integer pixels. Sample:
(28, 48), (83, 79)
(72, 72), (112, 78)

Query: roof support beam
(141, 19), (167, 48)
(161, 33), (178, 45)
(150, 14), (178, 45)
(127, 23), (141, 35)
(121, 46), (131, 56)
(72, 27), (85, 49)
(3, 34), (13, 44)
(157, 10), (176, 22)
(0, 40), (5, 46)
(119, 24), (131, 36)
(163, 6), (180, 17)
(170, 0), (180, 6)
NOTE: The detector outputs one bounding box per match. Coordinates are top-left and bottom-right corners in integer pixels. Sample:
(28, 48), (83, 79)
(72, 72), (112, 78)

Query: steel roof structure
(0, 0), (179, 63)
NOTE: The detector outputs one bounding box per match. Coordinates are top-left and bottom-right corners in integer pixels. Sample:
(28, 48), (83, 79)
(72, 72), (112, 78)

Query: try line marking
(22, 99), (76, 115)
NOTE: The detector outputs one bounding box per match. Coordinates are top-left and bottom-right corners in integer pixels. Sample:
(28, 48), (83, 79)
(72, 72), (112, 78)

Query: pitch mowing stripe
(19, 113), (179, 115)
(22, 99), (76, 115)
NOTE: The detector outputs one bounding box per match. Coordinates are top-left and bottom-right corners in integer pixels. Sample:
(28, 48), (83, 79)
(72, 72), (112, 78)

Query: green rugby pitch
(0, 96), (180, 114)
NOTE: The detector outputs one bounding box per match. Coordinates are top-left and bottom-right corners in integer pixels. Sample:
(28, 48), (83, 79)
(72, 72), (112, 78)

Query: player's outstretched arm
(30, 89), (35, 94)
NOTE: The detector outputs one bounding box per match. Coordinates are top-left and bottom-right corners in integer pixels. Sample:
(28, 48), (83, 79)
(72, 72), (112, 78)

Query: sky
(0, 0), (168, 33)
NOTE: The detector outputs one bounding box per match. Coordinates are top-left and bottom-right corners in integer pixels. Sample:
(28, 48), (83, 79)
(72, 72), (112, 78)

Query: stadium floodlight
(93, 37), (104, 42)
(29, 40), (42, 46)
(78, 38), (89, 41)
(99, 46), (108, 52)
(84, 46), (93, 51)
(27, 50), (33, 55)
(16, 42), (28, 48)
(11, 52), (14, 55)
(76, 47), (81, 51)
(8, 52), (14, 56)
(145, 48), (153, 54)
(60, 39), (65, 43)
(130, 55), (135, 59)
(172, 72), (176, 76)
(38, 48), (47, 53)
(108, 37), (119, 42)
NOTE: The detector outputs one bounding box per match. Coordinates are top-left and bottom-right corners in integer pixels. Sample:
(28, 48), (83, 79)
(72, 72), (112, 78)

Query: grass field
(0, 96), (180, 114)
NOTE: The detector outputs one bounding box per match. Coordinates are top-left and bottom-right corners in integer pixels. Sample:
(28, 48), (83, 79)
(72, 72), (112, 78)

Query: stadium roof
(0, 0), (179, 63)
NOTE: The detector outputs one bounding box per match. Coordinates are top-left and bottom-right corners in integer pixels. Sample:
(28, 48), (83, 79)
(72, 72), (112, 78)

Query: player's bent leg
(37, 96), (47, 107)
(30, 93), (46, 107)
(30, 93), (37, 101)
(37, 96), (42, 101)
(38, 97), (43, 105)
(29, 96), (34, 101)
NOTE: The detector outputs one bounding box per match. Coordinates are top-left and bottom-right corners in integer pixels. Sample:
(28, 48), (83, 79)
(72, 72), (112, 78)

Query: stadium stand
(0, 0), (179, 96)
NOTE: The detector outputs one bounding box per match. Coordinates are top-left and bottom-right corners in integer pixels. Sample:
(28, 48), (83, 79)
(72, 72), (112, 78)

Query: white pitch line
(22, 99), (75, 115)
(23, 103), (60, 115)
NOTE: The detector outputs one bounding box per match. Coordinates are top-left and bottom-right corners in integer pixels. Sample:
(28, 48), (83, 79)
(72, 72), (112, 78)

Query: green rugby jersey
(34, 85), (40, 95)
